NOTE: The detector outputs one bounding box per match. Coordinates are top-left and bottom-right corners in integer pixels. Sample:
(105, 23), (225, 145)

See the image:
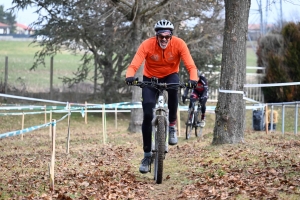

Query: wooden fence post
(294, 103), (298, 135)
(66, 103), (71, 154)
(281, 104), (285, 135)
(49, 110), (52, 138)
(102, 104), (106, 144)
(44, 105), (47, 124)
(115, 107), (117, 129)
(49, 119), (56, 192)
(265, 105), (268, 134)
(85, 101), (88, 124)
(21, 112), (24, 140)
(4, 56), (8, 95)
(50, 56), (53, 99)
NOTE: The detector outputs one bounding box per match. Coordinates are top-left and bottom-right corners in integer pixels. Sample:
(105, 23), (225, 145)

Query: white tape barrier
(0, 93), (67, 104)
(219, 82), (300, 94)
(0, 113), (69, 139)
(219, 81), (300, 104)
(245, 82), (300, 87)
(218, 89), (261, 104)
(219, 89), (244, 94)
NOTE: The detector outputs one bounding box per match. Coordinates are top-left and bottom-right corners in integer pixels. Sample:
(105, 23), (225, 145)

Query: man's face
(157, 32), (172, 49)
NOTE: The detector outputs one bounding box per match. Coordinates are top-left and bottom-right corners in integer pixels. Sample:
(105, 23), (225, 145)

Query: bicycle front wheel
(195, 125), (203, 138)
(185, 111), (194, 140)
(154, 115), (166, 184)
(194, 111), (201, 137)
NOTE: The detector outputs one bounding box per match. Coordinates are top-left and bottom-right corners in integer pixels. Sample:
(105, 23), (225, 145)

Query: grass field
(0, 109), (300, 199)
(0, 41), (84, 92)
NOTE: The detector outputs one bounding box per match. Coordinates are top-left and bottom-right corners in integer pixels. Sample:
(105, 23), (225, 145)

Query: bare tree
(11, 0), (134, 103)
(11, 0), (225, 133)
(212, 0), (251, 145)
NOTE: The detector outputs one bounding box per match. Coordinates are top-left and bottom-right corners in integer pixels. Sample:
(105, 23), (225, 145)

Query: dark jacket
(184, 75), (208, 98)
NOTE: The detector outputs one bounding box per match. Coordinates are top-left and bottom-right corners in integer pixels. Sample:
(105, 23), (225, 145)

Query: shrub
(256, 23), (300, 102)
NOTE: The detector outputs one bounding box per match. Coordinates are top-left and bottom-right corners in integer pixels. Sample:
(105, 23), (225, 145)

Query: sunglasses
(157, 34), (172, 40)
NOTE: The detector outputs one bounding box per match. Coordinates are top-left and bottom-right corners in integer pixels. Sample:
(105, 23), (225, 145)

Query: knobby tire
(186, 111), (194, 140)
(155, 115), (165, 184)
(195, 107), (203, 137)
(194, 110), (200, 137)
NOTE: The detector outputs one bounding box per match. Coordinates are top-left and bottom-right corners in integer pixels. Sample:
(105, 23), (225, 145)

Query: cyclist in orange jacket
(125, 19), (198, 174)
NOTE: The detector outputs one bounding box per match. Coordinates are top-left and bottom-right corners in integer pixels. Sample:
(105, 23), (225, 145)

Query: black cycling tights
(189, 95), (207, 114)
(141, 73), (179, 152)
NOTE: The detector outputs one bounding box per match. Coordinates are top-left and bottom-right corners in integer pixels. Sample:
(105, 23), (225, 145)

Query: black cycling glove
(186, 80), (197, 89)
(125, 77), (135, 85)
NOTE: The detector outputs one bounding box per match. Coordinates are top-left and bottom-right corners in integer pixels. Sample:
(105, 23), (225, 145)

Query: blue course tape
(0, 102), (144, 111)
(0, 122), (51, 139)
(0, 93), (67, 104)
(0, 113), (69, 139)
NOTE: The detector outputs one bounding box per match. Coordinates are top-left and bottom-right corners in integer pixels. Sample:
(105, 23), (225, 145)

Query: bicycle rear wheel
(185, 111), (194, 139)
(154, 115), (166, 184)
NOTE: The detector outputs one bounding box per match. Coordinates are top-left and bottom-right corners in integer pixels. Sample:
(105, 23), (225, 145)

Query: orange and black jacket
(126, 36), (198, 81)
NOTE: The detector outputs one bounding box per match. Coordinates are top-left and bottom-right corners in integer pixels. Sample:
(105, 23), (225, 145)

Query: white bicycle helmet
(154, 19), (174, 31)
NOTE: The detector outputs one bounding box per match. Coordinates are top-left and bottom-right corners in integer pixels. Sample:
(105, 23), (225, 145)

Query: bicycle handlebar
(133, 81), (187, 90)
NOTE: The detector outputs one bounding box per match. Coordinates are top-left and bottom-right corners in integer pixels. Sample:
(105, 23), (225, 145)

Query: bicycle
(133, 78), (186, 184)
(185, 98), (203, 139)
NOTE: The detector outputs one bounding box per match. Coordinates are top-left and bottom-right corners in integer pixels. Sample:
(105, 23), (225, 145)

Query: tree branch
(109, 0), (132, 19)
(141, 0), (173, 17)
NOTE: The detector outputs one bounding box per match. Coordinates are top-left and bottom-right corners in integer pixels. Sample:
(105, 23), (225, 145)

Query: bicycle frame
(186, 98), (203, 139)
(133, 79), (186, 184)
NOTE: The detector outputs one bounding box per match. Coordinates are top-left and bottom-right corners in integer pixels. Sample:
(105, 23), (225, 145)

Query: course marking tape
(0, 113), (69, 139)
(0, 93), (67, 104)
(245, 82), (300, 87)
(219, 89), (244, 94)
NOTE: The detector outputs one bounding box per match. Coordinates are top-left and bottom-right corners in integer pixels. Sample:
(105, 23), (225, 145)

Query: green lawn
(247, 47), (257, 66)
(0, 41), (83, 92)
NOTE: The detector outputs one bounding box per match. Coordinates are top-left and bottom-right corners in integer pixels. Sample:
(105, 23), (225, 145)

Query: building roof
(0, 22), (10, 28)
(248, 24), (274, 30)
(15, 23), (33, 31)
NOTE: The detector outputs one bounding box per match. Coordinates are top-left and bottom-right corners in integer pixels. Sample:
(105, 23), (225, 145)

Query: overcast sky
(249, 0), (300, 24)
(1, 0), (300, 25)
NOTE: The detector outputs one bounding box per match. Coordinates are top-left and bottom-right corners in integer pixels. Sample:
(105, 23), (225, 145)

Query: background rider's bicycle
(185, 98), (203, 139)
(133, 78), (186, 184)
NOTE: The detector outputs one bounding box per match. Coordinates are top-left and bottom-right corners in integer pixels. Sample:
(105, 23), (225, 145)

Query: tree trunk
(212, 0), (251, 145)
(128, 66), (143, 133)
(127, 6), (144, 133)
